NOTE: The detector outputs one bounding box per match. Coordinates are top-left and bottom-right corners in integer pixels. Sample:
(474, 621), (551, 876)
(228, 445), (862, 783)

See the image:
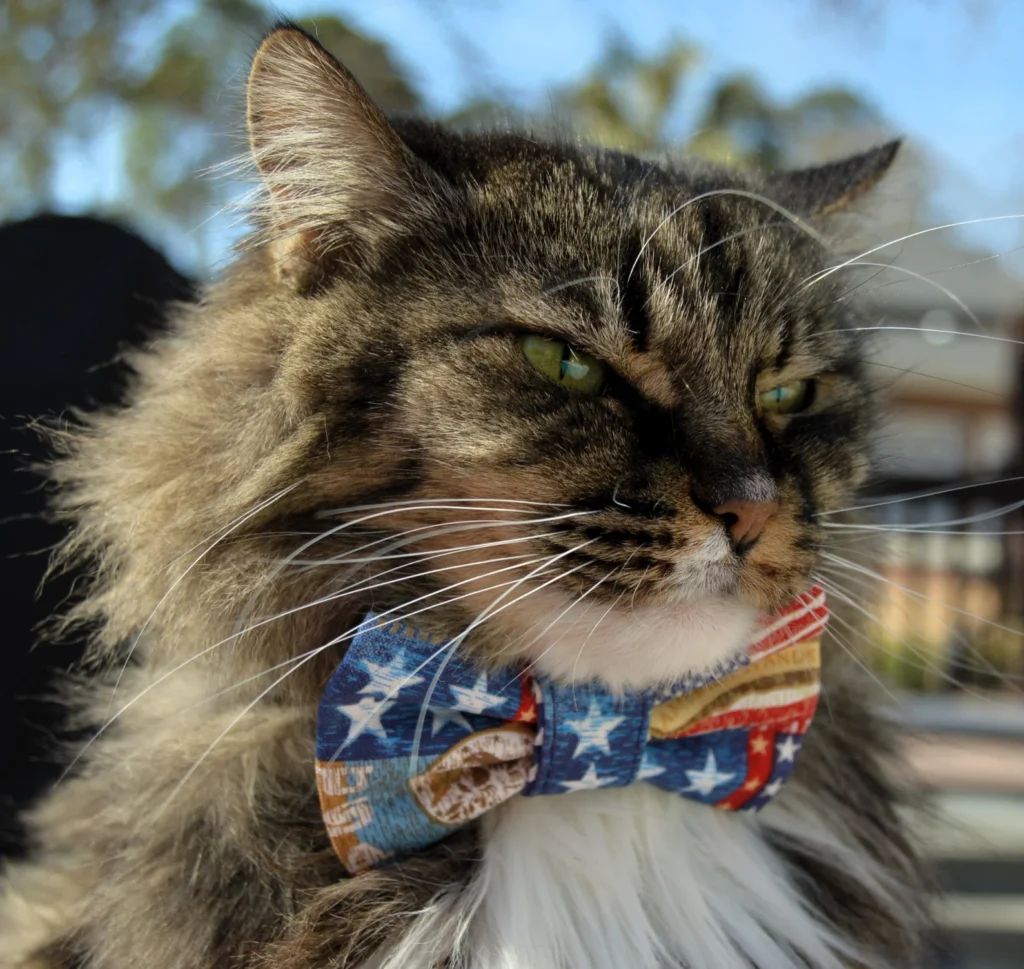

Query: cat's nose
(712, 497), (780, 552)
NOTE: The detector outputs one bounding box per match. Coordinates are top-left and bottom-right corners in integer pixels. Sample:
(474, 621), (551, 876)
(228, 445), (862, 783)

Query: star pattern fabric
(315, 586), (828, 875)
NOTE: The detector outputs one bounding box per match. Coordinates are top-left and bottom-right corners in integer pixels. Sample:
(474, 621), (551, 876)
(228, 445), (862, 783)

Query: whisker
(280, 504), (571, 570)
(107, 482), (301, 710)
(860, 359), (1001, 398)
(512, 561), (622, 692)
(233, 507), (593, 634)
(559, 545), (645, 697)
(801, 214), (1024, 292)
(80, 548), (554, 757)
(627, 189), (826, 286)
(283, 510), (594, 567)
(826, 526), (1024, 537)
(170, 558), (564, 723)
(155, 561), (578, 814)
(65, 537), (563, 779)
(542, 275), (619, 297)
(809, 589), (899, 703)
(645, 221), (790, 309)
(408, 538), (603, 764)
(817, 475), (1024, 516)
(817, 564), (1022, 684)
(867, 243), (1024, 287)
(821, 260), (985, 332)
(571, 586), (630, 696)
(833, 325), (1024, 347)
(820, 551), (1024, 640)
(789, 249), (903, 313)
(500, 562), (624, 685)
(822, 495), (1024, 531)
(315, 496), (567, 519)
(817, 571), (1016, 695)
(159, 481), (303, 571)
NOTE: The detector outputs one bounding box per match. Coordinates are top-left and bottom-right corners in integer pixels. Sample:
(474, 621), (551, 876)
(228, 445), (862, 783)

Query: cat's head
(243, 26), (900, 690)
(68, 26), (900, 693)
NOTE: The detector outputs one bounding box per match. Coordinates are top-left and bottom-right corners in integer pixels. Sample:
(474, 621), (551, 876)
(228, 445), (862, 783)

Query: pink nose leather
(713, 497), (780, 549)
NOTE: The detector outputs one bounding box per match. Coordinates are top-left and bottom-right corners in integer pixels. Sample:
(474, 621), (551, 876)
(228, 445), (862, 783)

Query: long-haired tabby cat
(1, 24), (928, 969)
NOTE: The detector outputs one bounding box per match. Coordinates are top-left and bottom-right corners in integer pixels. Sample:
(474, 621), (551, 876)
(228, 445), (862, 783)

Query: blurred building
(858, 234), (1024, 689)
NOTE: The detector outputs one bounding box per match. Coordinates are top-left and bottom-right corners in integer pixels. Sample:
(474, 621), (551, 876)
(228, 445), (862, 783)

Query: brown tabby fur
(0, 24), (927, 969)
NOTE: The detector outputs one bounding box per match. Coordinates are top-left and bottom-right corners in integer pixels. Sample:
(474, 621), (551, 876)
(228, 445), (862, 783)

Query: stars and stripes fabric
(316, 585), (828, 875)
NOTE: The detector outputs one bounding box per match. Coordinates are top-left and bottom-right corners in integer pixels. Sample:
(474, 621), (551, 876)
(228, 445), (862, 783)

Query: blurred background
(1, 1), (1022, 966)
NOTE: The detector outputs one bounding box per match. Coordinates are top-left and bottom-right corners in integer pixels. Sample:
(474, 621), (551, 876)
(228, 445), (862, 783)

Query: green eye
(519, 335), (606, 395)
(759, 380), (814, 415)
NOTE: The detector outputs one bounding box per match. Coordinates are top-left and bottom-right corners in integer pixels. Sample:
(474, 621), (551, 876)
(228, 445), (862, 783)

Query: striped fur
(0, 24), (926, 969)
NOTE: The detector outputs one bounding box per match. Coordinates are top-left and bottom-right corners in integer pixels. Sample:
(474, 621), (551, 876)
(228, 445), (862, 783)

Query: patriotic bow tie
(316, 585), (827, 875)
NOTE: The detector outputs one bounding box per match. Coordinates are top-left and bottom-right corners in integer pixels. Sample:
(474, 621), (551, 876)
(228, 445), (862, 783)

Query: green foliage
(553, 39), (701, 153)
(450, 35), (883, 174)
(548, 35), (883, 171)
(0, 1), (419, 265)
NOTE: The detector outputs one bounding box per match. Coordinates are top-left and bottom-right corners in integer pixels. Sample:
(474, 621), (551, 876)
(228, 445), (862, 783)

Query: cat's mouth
(371, 488), (815, 689)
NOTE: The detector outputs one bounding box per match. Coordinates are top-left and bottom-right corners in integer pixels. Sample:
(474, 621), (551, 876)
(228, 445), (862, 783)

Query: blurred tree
(0, 1), (419, 266)
(546, 35), (886, 171)
(449, 35), (884, 178)
(554, 39), (701, 154)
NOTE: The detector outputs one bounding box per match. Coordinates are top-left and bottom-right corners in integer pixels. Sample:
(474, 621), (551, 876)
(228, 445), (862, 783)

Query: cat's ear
(246, 24), (418, 282)
(767, 140), (901, 217)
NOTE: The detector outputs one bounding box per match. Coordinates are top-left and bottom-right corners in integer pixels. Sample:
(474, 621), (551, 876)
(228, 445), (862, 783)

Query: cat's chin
(510, 588), (761, 693)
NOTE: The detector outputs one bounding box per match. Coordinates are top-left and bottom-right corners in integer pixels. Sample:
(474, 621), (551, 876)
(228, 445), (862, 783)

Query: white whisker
(820, 260), (985, 333)
(802, 214), (1024, 291)
(82, 550), (549, 758)
(507, 564), (624, 694)
(817, 571), (1016, 695)
(646, 221), (789, 308)
(284, 510), (594, 567)
(542, 275), (619, 296)
(156, 560), (577, 814)
(834, 325), (1024, 346)
(809, 590), (900, 703)
(817, 475), (1024, 516)
(315, 496), (567, 518)
(106, 482), (301, 712)
(627, 189), (826, 285)
(408, 538), (603, 764)
(822, 493), (1024, 531)
(820, 551), (1024, 639)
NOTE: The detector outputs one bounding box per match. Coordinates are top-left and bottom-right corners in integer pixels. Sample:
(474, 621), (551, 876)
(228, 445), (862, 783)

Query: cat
(0, 23), (928, 969)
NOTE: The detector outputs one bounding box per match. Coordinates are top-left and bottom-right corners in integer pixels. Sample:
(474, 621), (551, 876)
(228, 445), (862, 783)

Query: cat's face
(242, 28), (892, 689)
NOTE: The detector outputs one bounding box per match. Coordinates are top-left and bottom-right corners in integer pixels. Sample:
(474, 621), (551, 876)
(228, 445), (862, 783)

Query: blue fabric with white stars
(317, 613), (808, 871)
(317, 621), (526, 763)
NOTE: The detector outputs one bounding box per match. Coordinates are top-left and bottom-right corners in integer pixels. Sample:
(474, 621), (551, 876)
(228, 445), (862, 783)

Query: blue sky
(312, 0), (1022, 177)
(284, 0), (1023, 249)
(43, 0), (1020, 270)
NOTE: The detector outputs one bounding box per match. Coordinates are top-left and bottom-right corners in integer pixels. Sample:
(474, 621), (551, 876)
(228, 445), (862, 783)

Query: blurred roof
(862, 232), (1024, 323)
(868, 330), (1016, 403)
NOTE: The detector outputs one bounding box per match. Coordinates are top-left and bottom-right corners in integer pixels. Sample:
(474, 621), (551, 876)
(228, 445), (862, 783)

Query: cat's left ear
(246, 24), (425, 282)
(767, 140), (901, 217)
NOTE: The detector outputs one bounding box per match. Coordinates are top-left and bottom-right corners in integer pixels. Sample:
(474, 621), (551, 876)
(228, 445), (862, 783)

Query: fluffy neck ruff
(374, 783), (897, 969)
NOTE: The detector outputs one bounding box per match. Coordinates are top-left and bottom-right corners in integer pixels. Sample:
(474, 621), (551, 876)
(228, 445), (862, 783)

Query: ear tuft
(246, 25), (416, 282)
(768, 140), (902, 218)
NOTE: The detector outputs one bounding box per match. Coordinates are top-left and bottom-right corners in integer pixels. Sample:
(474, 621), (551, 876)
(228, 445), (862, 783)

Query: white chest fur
(379, 785), (868, 969)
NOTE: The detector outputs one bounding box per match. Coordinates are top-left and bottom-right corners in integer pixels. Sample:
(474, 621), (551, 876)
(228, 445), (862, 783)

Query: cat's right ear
(246, 24), (420, 283)
(766, 140), (902, 218)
